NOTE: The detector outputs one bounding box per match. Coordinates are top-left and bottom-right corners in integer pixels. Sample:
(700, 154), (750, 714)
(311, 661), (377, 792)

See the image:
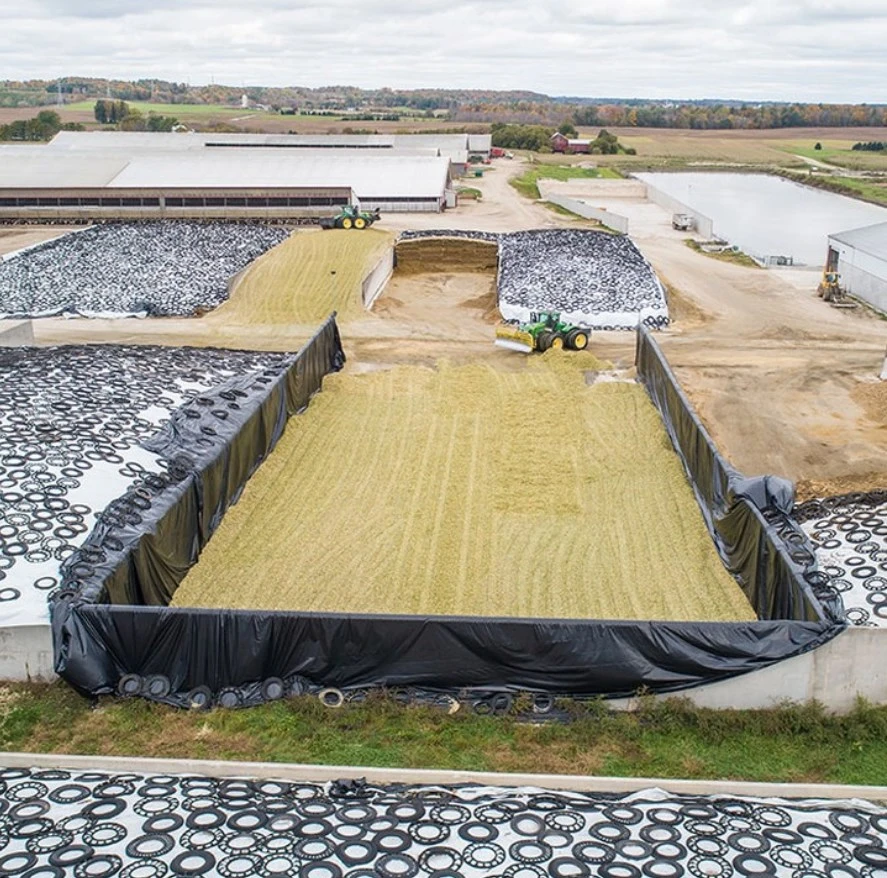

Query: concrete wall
(612, 627), (887, 713)
(540, 178), (646, 200)
(0, 320), (34, 346)
(361, 246), (395, 308)
(641, 179), (715, 239)
(0, 625), (56, 682)
(542, 193), (630, 234)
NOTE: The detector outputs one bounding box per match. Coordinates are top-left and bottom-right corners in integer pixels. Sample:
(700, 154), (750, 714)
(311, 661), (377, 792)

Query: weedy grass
(685, 239), (762, 269)
(2, 684), (886, 785)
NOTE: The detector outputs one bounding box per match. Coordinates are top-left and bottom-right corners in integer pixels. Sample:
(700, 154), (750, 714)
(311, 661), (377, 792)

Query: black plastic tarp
(52, 605), (836, 706)
(635, 327), (844, 626)
(52, 321), (845, 706)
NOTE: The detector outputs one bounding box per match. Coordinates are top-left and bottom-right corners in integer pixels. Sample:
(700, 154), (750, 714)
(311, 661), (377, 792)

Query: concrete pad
(2, 751), (885, 802)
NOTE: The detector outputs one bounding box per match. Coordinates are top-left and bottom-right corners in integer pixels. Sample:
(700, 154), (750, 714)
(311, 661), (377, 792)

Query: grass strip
(2, 683), (886, 785)
(685, 239), (761, 269)
(510, 165), (622, 199)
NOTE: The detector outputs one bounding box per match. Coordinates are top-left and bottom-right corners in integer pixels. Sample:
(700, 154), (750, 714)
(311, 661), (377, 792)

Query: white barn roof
(830, 222), (887, 261)
(0, 148), (128, 187)
(108, 153), (451, 199)
(0, 148), (451, 201)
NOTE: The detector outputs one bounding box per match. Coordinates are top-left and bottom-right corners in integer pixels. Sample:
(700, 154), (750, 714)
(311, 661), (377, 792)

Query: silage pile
(0, 222), (289, 319)
(498, 229), (669, 330)
(395, 237), (499, 274)
(0, 343), (291, 626)
(175, 357), (750, 622)
(396, 229), (669, 330)
(795, 491), (887, 628)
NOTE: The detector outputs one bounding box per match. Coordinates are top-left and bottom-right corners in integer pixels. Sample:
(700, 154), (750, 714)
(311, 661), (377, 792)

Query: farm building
(551, 132), (591, 154)
(0, 145), (454, 219)
(826, 221), (887, 313)
(45, 130), (488, 177)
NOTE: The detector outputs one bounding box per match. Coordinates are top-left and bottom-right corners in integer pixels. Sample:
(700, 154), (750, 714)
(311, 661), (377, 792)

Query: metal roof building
(45, 130), (482, 172)
(827, 222), (887, 314)
(0, 140), (455, 219)
(47, 130), (491, 157)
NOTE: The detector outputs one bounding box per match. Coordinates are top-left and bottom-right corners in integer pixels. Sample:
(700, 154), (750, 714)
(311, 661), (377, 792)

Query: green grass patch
(685, 239), (761, 268)
(775, 141), (887, 172)
(778, 170), (887, 207)
(2, 683), (887, 784)
(455, 186), (482, 200)
(510, 164), (622, 199)
(66, 100), (262, 116)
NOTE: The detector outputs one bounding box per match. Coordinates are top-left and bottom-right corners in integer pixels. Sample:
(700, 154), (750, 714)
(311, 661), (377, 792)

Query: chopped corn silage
(217, 227), (393, 325)
(174, 358), (754, 621)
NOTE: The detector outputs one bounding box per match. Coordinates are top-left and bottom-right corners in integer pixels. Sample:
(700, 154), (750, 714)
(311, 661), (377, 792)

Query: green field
(776, 140), (887, 171)
(66, 100), (265, 116)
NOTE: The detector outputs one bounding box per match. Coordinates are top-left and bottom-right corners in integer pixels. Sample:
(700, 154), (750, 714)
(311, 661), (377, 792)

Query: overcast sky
(3, 1), (886, 103)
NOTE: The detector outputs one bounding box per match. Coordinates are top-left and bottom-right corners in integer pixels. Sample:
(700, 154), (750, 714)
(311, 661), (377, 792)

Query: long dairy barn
(0, 133), (460, 221)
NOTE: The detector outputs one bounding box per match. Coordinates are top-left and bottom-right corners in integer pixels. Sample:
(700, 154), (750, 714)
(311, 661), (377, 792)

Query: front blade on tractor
(494, 324), (534, 354)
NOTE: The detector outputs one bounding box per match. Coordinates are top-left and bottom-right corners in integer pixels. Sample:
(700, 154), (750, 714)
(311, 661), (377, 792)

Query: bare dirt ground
(589, 188), (885, 490)
(0, 225), (81, 257)
(13, 156), (886, 495)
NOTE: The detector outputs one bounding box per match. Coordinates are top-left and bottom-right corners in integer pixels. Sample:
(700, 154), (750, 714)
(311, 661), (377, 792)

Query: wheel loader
(318, 205), (381, 230)
(494, 311), (591, 353)
(817, 270), (842, 302)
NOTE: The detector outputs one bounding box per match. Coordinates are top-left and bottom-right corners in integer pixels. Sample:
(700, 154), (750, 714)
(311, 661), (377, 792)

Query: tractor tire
(566, 329), (589, 350)
(354, 217), (367, 229)
(341, 217), (353, 229)
(550, 334), (565, 350)
(536, 330), (555, 352)
(334, 218), (345, 229)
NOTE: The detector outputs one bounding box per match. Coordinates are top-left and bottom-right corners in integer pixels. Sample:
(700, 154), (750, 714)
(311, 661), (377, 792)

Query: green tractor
(494, 311), (591, 353)
(319, 205), (382, 230)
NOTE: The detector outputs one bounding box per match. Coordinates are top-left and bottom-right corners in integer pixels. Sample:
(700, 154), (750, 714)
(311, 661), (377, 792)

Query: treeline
(491, 124), (635, 154)
(2, 78), (886, 129)
(490, 123), (553, 150)
(94, 100), (178, 131)
(852, 141), (887, 151)
(0, 110), (83, 141)
(463, 101), (887, 130)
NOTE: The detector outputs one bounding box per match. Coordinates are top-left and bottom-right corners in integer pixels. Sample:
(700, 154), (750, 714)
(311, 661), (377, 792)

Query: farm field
(174, 355), (754, 622)
(64, 100), (259, 117)
(570, 126), (887, 170)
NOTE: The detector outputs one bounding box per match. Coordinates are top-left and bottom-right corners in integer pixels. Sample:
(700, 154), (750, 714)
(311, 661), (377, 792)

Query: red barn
(550, 133), (592, 154)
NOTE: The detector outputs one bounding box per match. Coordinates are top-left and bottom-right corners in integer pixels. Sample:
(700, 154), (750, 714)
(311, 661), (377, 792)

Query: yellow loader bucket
(494, 324), (534, 353)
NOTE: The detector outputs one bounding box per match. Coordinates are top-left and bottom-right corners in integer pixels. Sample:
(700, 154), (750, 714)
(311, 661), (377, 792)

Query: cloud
(2, 0), (886, 102)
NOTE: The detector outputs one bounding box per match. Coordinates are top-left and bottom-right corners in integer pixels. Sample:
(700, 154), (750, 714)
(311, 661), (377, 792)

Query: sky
(2, 0), (886, 103)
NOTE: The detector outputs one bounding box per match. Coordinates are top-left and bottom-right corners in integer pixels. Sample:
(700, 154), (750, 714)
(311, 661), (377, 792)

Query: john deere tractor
(319, 205), (381, 230)
(494, 311), (591, 353)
